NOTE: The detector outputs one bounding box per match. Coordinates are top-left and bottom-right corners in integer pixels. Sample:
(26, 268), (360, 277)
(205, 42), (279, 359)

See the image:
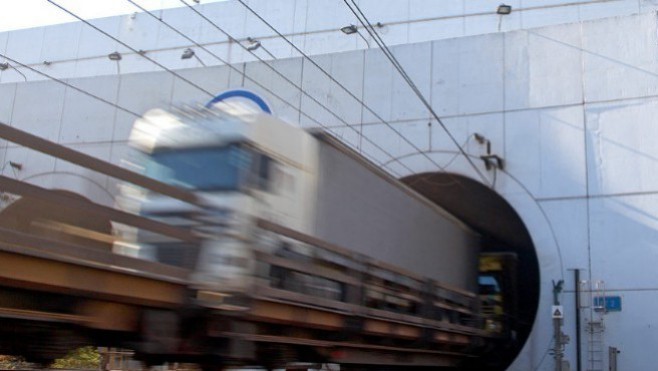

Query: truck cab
(117, 105), (317, 301)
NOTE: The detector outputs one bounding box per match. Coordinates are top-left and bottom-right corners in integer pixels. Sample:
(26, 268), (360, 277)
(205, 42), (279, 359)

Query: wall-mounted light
(340, 25), (358, 35)
(0, 63), (26, 81)
(497, 4), (512, 15)
(9, 161), (22, 171)
(43, 60), (52, 66)
(181, 48), (195, 59)
(180, 47), (207, 66)
(481, 154), (504, 170)
(108, 51), (122, 61)
(246, 38), (261, 51)
(339, 24), (370, 48)
(474, 133), (504, 171)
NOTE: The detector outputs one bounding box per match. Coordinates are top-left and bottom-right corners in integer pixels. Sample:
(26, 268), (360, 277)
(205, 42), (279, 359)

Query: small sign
(593, 296), (622, 312)
(552, 305), (564, 319)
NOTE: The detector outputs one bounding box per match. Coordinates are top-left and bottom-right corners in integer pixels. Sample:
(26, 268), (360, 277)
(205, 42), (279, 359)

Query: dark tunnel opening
(402, 172), (539, 370)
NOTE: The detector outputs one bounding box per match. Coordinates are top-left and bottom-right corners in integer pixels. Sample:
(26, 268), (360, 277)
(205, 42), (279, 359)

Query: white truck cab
(120, 104), (318, 300)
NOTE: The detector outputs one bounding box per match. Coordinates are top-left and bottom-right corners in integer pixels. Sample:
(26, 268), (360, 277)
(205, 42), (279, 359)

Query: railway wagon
(120, 104), (487, 367)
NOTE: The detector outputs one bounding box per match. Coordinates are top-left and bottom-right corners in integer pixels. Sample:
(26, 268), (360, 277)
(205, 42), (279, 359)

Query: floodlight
(108, 52), (122, 61)
(497, 4), (512, 14)
(246, 39), (261, 51)
(340, 25), (358, 35)
(181, 48), (195, 59)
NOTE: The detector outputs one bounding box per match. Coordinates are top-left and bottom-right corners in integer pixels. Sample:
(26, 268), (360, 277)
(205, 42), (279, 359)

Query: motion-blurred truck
(117, 103), (491, 369)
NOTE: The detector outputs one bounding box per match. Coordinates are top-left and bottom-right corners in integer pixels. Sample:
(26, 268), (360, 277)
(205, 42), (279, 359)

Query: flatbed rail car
(122, 105), (493, 368)
(0, 116), (512, 369)
(0, 216), (490, 369)
(185, 219), (489, 369)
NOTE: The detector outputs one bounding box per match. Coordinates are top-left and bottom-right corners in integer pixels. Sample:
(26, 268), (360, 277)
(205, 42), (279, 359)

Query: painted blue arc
(206, 89), (272, 114)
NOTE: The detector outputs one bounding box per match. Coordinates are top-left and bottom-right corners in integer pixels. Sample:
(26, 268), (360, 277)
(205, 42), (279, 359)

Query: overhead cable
(46, 0), (215, 98)
(125, 0), (411, 174)
(236, 0), (452, 176)
(0, 52), (142, 118)
(342, 0), (491, 185)
(44, 0), (402, 175)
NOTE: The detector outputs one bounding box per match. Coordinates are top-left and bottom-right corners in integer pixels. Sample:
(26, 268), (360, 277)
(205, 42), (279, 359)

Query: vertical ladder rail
(586, 280), (606, 371)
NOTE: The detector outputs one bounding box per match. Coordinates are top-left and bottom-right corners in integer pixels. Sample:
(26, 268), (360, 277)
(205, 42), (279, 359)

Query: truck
(479, 253), (519, 334)
(117, 103), (490, 369)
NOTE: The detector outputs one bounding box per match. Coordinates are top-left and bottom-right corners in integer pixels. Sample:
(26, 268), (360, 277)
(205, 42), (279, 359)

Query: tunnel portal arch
(402, 172), (540, 370)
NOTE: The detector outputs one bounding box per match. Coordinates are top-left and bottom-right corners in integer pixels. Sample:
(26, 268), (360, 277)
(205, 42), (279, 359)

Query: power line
(173, 0), (409, 173)
(43, 0), (403, 175)
(125, 0), (407, 175)
(152, 0), (412, 174)
(0, 52), (142, 118)
(342, 0), (491, 186)
(235, 0), (452, 176)
(46, 0), (215, 98)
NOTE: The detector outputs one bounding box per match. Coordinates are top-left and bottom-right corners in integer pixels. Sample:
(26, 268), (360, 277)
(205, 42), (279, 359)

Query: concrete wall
(2, 1), (658, 370)
(1, 0), (656, 83)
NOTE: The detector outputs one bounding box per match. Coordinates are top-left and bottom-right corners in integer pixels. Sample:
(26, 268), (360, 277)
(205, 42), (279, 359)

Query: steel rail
(0, 233), (186, 307)
(0, 307), (89, 324)
(0, 175), (199, 243)
(215, 332), (474, 358)
(0, 122), (198, 205)
(0, 227), (188, 283)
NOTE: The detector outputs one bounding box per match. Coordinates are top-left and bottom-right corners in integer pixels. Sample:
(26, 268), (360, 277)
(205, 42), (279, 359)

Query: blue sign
(206, 89), (272, 114)
(593, 296), (622, 312)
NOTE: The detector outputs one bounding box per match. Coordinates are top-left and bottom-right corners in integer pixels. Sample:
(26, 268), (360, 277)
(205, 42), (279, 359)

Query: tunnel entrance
(402, 172), (539, 370)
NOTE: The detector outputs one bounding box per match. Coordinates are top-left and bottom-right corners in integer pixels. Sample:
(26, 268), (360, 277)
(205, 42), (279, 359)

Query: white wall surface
(1, 2), (658, 370)
(1, 0), (656, 83)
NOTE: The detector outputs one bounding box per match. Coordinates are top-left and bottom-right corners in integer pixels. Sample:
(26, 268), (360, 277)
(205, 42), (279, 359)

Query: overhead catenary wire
(46, 0), (215, 99)
(0, 52), (142, 119)
(122, 0), (411, 175)
(172, 0), (411, 174)
(235, 0), (454, 177)
(342, 0), (492, 186)
(43, 0), (404, 176)
(124, 0), (407, 176)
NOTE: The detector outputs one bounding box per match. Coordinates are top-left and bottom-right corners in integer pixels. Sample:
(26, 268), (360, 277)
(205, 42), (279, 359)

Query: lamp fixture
(108, 51), (122, 61)
(497, 4), (512, 15)
(43, 60), (52, 66)
(9, 162), (22, 171)
(481, 154), (504, 170)
(246, 38), (261, 51)
(0, 62), (8, 71)
(474, 132), (504, 170)
(340, 24), (358, 35)
(181, 48), (195, 59)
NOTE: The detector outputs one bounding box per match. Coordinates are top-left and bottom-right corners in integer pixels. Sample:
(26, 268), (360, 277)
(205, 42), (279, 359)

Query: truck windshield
(145, 144), (252, 191)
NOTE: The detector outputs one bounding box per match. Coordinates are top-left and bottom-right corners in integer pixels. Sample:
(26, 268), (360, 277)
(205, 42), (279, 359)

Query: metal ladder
(585, 280), (606, 371)
(586, 319), (605, 371)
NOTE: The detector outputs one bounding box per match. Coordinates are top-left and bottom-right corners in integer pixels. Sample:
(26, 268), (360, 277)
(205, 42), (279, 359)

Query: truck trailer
(117, 103), (492, 368)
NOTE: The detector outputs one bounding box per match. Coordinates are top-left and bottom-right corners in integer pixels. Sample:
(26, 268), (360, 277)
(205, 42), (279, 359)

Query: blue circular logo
(206, 89), (272, 114)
